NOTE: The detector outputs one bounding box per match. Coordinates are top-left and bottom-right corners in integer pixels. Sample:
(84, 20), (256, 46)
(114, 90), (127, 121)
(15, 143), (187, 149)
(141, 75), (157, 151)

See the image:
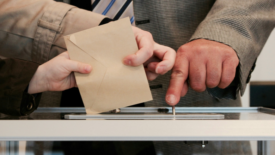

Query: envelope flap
(64, 36), (108, 112)
(68, 18), (137, 67)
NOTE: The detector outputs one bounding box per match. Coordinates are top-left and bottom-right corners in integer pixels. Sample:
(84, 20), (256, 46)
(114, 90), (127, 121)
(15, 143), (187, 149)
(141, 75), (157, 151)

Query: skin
(124, 26), (176, 80)
(28, 28), (238, 108)
(28, 52), (91, 94)
(28, 26), (176, 94)
(165, 39), (239, 106)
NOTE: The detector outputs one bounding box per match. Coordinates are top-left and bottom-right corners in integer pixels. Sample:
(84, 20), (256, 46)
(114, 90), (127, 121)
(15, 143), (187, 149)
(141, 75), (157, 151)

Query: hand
(123, 26), (176, 81)
(28, 52), (92, 94)
(166, 39), (239, 106)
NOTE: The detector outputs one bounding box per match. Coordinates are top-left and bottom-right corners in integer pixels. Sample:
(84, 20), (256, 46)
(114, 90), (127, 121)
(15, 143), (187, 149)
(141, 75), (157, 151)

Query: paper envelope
(64, 18), (152, 114)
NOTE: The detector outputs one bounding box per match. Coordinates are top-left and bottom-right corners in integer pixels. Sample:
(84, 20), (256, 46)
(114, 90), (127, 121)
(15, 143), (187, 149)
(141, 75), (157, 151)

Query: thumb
(66, 60), (92, 74)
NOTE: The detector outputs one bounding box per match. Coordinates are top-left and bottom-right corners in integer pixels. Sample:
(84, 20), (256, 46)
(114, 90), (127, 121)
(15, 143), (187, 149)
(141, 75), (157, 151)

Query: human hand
(123, 26), (176, 81)
(28, 52), (92, 94)
(166, 39), (239, 106)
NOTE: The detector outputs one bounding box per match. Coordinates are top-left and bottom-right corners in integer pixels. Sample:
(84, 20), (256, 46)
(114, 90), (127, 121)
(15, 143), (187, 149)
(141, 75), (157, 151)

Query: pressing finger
(166, 54), (189, 106)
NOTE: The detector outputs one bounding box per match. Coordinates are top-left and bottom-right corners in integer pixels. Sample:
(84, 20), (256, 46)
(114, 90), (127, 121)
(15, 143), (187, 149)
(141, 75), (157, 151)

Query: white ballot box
(1, 107), (275, 154)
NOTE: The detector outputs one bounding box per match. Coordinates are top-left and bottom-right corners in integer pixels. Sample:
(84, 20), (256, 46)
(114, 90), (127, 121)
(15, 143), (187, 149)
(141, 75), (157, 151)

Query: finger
(66, 60), (92, 74)
(69, 73), (77, 88)
(180, 81), (189, 97)
(154, 44), (176, 74)
(166, 54), (189, 106)
(123, 34), (154, 66)
(206, 59), (222, 88)
(145, 69), (159, 81)
(143, 56), (161, 67)
(60, 51), (70, 58)
(189, 59), (206, 92)
(218, 59), (238, 89)
(147, 62), (159, 73)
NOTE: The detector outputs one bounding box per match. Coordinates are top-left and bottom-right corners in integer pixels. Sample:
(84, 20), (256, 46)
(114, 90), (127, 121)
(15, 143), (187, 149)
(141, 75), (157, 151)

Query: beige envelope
(64, 18), (152, 114)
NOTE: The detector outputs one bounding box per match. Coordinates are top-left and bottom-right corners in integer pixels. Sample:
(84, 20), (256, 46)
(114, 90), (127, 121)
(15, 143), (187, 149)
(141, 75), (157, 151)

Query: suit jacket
(132, 1), (274, 154)
(133, 0), (275, 108)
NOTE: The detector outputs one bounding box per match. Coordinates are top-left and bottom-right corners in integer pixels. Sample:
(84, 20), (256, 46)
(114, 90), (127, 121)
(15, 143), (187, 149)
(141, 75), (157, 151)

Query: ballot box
(1, 107), (275, 154)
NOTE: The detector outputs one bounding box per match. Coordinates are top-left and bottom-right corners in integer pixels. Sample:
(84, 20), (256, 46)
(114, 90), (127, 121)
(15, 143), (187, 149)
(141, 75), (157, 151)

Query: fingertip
(156, 65), (164, 74)
(84, 65), (92, 73)
(165, 94), (179, 106)
(146, 71), (158, 81)
(123, 57), (132, 66)
(148, 62), (158, 68)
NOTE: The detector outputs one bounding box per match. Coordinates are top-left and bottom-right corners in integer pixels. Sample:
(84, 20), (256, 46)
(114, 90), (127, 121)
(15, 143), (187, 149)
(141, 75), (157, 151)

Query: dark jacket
(0, 58), (41, 116)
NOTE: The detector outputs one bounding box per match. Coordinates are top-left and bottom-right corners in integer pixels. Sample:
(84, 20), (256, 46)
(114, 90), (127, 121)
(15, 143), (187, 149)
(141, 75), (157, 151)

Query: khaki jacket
(0, 0), (106, 115)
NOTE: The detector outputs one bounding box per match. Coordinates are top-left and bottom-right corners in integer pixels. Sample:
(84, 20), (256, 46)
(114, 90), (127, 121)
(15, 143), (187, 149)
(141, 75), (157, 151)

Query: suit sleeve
(0, 58), (41, 116)
(190, 0), (275, 98)
(0, 0), (106, 64)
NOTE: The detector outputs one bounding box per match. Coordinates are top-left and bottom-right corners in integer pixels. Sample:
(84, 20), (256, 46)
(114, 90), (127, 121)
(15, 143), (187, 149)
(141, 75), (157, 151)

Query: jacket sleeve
(0, 58), (41, 116)
(0, 0), (106, 64)
(0, 0), (106, 115)
(190, 0), (275, 98)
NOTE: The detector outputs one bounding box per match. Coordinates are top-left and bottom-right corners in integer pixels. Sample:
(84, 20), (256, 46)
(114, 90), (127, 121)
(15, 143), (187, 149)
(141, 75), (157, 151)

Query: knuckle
(145, 49), (153, 58)
(171, 69), (187, 80)
(196, 45), (205, 52)
(178, 45), (189, 53)
(145, 31), (153, 38)
(195, 46), (207, 55)
(142, 31), (153, 40)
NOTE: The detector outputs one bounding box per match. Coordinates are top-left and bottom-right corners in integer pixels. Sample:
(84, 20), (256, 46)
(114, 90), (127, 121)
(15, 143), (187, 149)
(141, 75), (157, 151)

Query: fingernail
(85, 65), (92, 72)
(156, 66), (163, 74)
(123, 59), (132, 65)
(166, 94), (176, 105)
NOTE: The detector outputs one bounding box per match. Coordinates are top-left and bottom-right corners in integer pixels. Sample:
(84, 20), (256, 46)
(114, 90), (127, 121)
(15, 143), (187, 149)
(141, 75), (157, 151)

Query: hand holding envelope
(64, 18), (176, 114)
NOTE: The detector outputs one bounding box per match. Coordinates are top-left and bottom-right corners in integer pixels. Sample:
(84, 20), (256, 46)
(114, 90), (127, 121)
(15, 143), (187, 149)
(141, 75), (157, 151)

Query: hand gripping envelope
(64, 18), (153, 114)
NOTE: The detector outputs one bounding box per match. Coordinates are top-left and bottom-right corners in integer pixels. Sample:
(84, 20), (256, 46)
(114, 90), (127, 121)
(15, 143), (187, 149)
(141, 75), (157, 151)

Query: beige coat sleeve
(0, 0), (105, 64)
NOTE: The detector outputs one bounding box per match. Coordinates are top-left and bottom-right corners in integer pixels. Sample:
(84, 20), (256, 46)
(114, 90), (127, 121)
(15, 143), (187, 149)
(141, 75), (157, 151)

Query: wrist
(28, 65), (48, 94)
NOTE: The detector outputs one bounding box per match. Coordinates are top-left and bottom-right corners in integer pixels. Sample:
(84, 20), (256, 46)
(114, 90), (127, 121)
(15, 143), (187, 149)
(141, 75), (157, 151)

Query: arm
(0, 0), (106, 63)
(0, 52), (92, 116)
(0, 0), (175, 79)
(166, 0), (275, 105)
